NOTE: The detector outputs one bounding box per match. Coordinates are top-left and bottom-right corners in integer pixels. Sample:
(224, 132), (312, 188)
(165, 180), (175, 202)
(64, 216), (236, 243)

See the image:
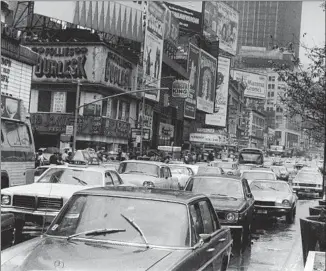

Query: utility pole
(72, 79), (81, 153)
(140, 91), (145, 157)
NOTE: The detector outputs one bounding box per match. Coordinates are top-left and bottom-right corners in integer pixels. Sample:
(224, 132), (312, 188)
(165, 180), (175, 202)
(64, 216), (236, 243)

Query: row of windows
(267, 91), (275, 97)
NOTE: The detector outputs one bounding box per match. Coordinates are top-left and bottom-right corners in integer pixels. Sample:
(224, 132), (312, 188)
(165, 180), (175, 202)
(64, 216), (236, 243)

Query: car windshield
(188, 177), (243, 199)
(197, 167), (223, 175)
(217, 163), (233, 169)
(296, 172), (322, 181)
(239, 152), (263, 165)
(47, 195), (189, 247)
(250, 181), (290, 193)
(170, 166), (189, 175)
(118, 162), (159, 177)
(37, 168), (103, 186)
(242, 171), (275, 181)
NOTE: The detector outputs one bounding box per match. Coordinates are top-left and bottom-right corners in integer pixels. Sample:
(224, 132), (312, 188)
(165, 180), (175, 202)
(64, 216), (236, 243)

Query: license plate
(304, 189), (311, 192)
(257, 210), (267, 214)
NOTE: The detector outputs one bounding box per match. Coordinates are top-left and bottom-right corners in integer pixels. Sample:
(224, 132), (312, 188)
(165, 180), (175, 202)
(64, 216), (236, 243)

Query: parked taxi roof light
(69, 160), (88, 168)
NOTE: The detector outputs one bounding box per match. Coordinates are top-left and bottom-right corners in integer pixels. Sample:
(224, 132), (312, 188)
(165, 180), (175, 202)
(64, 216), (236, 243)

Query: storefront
(28, 42), (137, 151)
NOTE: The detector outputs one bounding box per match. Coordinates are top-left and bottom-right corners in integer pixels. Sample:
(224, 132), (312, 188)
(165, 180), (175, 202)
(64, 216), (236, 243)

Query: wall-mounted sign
(131, 128), (151, 141)
(31, 45), (136, 93)
(159, 123), (174, 138)
(172, 80), (189, 98)
(189, 133), (227, 145)
(197, 128), (215, 134)
(52, 92), (66, 113)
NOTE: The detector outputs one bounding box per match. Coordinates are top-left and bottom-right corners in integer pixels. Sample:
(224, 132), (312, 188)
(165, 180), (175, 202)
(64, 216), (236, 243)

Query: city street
(228, 198), (318, 271)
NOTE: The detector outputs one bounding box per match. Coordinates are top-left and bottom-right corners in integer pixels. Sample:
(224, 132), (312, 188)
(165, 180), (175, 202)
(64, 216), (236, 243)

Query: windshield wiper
(67, 228), (126, 241)
(120, 213), (149, 248)
(210, 193), (238, 200)
(269, 187), (279, 191)
(253, 184), (263, 190)
(73, 176), (88, 186)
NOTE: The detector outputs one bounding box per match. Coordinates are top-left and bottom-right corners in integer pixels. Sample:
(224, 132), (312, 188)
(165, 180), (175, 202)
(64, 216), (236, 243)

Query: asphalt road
(228, 198), (320, 271)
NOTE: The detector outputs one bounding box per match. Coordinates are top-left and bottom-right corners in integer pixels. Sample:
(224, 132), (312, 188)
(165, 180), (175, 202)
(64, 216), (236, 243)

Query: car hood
(120, 174), (158, 186)
(2, 183), (96, 201)
(1, 237), (184, 271)
(208, 196), (246, 211)
(252, 191), (291, 202)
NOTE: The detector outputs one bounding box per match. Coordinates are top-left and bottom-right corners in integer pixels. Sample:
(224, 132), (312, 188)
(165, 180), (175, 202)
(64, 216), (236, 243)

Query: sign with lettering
(189, 133), (227, 145)
(1, 22), (22, 43)
(30, 113), (130, 139)
(172, 80), (189, 98)
(31, 45), (136, 93)
(159, 123), (174, 138)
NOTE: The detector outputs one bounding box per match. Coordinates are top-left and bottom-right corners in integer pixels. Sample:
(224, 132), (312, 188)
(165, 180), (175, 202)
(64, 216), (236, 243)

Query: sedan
(292, 168), (323, 197)
(1, 186), (233, 271)
(250, 180), (297, 223)
(168, 164), (194, 189)
(209, 161), (240, 176)
(197, 166), (224, 176)
(270, 166), (289, 181)
(184, 176), (254, 247)
(241, 170), (277, 185)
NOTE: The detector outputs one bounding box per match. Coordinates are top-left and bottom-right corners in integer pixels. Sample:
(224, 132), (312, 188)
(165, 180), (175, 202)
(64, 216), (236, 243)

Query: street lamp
(72, 87), (169, 154)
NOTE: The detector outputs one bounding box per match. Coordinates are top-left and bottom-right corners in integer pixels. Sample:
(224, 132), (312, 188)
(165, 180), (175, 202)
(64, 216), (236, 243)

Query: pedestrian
(49, 152), (60, 165)
(208, 151), (214, 162)
(62, 149), (69, 162)
(36, 150), (45, 167)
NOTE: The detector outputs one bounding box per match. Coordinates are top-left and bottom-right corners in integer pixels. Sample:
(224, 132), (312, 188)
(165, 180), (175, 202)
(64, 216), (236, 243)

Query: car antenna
(41, 173), (54, 236)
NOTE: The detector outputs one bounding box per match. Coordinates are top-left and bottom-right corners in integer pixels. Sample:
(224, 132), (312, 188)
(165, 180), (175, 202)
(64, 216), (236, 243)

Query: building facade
(226, 1), (302, 57)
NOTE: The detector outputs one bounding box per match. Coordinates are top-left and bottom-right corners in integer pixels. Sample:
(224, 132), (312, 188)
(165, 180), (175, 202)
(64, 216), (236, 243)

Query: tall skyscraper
(226, 1), (302, 57)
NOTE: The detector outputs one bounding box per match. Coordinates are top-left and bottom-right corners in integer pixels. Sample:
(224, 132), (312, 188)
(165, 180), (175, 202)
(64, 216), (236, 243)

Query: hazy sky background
(174, 1), (325, 66)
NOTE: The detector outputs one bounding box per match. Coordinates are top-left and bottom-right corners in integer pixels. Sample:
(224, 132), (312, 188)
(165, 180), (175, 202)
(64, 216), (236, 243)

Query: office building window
(38, 91), (52, 112)
(271, 92), (274, 97)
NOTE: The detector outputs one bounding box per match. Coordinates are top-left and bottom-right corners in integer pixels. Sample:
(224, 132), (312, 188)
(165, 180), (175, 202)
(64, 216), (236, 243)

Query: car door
(242, 179), (255, 220)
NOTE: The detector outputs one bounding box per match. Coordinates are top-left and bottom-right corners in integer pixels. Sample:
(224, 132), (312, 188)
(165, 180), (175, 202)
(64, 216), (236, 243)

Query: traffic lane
(228, 199), (319, 271)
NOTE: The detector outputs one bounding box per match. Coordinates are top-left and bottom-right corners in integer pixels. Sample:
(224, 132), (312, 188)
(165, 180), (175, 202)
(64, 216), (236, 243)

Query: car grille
(37, 197), (63, 210)
(255, 201), (275, 206)
(13, 195), (36, 209)
(216, 211), (226, 220)
(298, 183), (316, 188)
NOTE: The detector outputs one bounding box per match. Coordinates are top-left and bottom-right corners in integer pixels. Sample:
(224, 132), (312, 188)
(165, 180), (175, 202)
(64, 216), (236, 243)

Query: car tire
(319, 192), (323, 198)
(286, 208), (295, 224)
(220, 255), (229, 271)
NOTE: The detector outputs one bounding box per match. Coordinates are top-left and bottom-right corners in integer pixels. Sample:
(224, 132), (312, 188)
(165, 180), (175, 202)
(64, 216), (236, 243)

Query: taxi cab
(1, 159), (124, 238)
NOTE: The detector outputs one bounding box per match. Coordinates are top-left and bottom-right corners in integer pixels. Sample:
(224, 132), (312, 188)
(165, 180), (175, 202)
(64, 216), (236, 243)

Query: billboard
(232, 70), (267, 99)
(184, 43), (200, 119)
(164, 2), (202, 34)
(189, 133), (227, 145)
(33, 1), (144, 42)
(142, 2), (166, 102)
(164, 8), (180, 48)
(205, 56), (231, 127)
(197, 50), (217, 114)
(203, 2), (239, 55)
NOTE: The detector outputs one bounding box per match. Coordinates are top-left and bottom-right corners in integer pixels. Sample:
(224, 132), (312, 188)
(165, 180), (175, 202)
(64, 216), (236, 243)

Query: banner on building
(159, 123), (174, 138)
(184, 43), (200, 119)
(34, 1), (144, 42)
(172, 80), (189, 98)
(205, 56), (231, 127)
(142, 2), (166, 102)
(232, 70), (267, 99)
(197, 50), (217, 114)
(202, 2), (239, 55)
(189, 133), (227, 145)
(164, 8), (179, 48)
(164, 2), (202, 34)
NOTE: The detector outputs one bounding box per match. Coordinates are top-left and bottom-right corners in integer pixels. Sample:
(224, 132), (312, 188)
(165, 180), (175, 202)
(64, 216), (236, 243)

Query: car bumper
(254, 205), (292, 216)
(1, 207), (58, 223)
(292, 187), (322, 194)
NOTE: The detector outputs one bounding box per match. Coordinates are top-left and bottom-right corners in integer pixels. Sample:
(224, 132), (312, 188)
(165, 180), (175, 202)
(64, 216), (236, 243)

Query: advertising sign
(34, 1), (144, 42)
(172, 80), (189, 98)
(164, 9), (179, 48)
(189, 133), (227, 145)
(205, 56), (231, 127)
(232, 70), (267, 99)
(184, 43), (200, 119)
(270, 145), (284, 152)
(159, 123), (174, 138)
(197, 50), (217, 114)
(139, 103), (154, 139)
(131, 128), (151, 141)
(203, 2), (239, 55)
(31, 45), (136, 93)
(164, 2), (202, 34)
(52, 92), (66, 113)
(197, 128), (215, 133)
(1, 95), (21, 120)
(142, 2), (166, 102)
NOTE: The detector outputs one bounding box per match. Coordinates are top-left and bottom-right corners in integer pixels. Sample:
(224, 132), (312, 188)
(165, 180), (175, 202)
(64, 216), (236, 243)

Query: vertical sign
(184, 43), (200, 119)
(205, 56), (231, 127)
(143, 2), (166, 102)
(52, 92), (66, 113)
(197, 50), (217, 113)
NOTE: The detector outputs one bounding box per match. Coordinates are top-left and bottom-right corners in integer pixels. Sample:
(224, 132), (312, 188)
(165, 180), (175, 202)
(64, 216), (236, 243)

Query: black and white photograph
(1, 1), (325, 271)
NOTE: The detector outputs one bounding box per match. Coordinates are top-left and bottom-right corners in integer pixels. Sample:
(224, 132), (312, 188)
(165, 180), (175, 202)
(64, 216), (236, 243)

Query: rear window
(197, 167), (223, 176)
(242, 171), (275, 181)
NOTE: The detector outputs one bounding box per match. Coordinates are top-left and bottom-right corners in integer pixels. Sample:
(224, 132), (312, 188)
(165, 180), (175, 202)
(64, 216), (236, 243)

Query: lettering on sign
(104, 51), (132, 91)
(1, 23), (22, 43)
(1, 57), (12, 90)
(32, 47), (88, 79)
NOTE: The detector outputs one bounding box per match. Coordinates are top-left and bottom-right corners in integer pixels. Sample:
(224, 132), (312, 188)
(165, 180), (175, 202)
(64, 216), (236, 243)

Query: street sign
(136, 135), (141, 143)
(65, 125), (74, 135)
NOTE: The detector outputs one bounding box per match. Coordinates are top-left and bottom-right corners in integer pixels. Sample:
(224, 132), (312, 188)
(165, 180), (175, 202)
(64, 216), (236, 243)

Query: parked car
(118, 160), (179, 189)
(241, 170), (277, 185)
(1, 186), (233, 271)
(292, 168), (323, 197)
(196, 166), (225, 176)
(184, 175), (254, 247)
(270, 166), (290, 181)
(1, 160), (124, 238)
(167, 164), (194, 189)
(209, 161), (240, 176)
(250, 180), (298, 223)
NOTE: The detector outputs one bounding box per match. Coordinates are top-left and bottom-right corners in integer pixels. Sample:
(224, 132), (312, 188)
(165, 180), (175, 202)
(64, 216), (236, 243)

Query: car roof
(48, 164), (117, 173)
(193, 175), (241, 181)
(120, 160), (166, 166)
(74, 186), (207, 204)
(242, 170), (274, 174)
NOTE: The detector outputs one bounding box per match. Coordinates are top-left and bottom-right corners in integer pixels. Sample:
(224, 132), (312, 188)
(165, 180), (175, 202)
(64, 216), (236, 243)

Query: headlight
(143, 181), (155, 188)
(1, 195), (11, 205)
(282, 200), (291, 207)
(316, 184), (322, 188)
(226, 212), (238, 222)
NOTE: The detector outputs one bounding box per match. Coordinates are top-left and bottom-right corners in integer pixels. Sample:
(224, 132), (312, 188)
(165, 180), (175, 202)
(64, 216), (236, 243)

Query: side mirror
(199, 233), (211, 243)
(25, 169), (35, 184)
(247, 193), (253, 198)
